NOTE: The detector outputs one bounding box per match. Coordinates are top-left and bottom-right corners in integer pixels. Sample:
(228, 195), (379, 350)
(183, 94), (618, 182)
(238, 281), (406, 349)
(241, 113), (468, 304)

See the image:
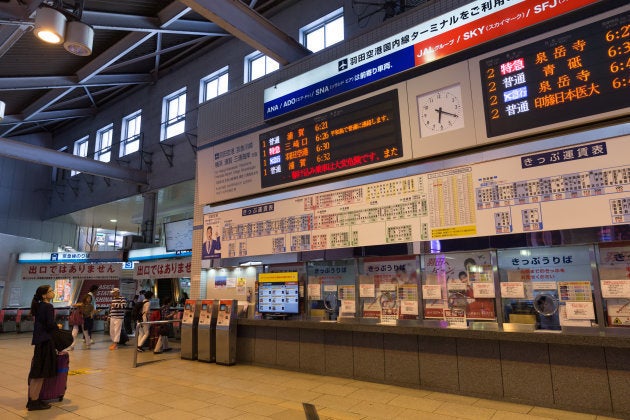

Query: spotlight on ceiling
(34, 6), (67, 44)
(64, 20), (94, 56)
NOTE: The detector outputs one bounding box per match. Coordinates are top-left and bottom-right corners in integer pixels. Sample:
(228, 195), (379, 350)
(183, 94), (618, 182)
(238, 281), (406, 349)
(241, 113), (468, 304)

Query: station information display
(259, 90), (403, 189)
(480, 10), (630, 138)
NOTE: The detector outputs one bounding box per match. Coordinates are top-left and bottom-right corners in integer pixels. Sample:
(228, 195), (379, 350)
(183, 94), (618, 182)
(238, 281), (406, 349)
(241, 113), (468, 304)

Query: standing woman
(81, 293), (95, 348)
(27, 285), (57, 411)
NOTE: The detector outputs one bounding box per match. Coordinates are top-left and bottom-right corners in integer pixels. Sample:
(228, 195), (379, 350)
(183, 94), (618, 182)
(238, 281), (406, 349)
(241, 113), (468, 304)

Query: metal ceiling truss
(0, 0), (309, 186)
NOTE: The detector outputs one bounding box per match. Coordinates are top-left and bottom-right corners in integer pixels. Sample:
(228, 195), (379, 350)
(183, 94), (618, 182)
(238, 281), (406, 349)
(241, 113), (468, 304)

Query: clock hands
(434, 107), (460, 120)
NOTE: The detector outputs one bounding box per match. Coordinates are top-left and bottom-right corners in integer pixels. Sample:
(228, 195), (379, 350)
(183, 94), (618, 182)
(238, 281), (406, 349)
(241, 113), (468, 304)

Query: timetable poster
(473, 135), (630, 236)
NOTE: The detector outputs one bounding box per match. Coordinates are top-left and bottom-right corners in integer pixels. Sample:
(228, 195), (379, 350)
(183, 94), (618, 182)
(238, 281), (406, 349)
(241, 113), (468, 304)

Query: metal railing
(132, 319), (180, 368)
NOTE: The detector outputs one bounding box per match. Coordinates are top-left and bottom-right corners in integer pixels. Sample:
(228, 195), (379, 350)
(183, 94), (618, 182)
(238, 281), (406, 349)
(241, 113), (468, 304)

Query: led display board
(259, 90), (403, 189)
(480, 10), (630, 138)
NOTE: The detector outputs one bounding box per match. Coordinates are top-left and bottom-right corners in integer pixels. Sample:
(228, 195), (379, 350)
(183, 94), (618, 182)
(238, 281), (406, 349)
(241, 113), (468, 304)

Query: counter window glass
(306, 259), (356, 321)
(422, 251), (497, 329)
(359, 256), (420, 325)
(498, 244), (597, 332)
(597, 241), (630, 329)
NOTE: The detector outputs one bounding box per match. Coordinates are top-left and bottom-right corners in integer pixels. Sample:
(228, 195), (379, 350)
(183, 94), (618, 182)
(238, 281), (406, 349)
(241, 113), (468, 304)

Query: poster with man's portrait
(202, 214), (221, 259)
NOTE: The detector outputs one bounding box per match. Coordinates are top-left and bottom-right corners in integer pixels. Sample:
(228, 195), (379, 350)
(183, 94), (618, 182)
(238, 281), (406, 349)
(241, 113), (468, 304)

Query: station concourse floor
(0, 333), (621, 420)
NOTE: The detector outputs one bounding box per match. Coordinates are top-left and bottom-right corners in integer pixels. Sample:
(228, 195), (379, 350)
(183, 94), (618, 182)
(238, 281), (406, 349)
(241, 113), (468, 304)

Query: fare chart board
(480, 9), (630, 137)
(208, 135), (630, 257)
(259, 90), (403, 188)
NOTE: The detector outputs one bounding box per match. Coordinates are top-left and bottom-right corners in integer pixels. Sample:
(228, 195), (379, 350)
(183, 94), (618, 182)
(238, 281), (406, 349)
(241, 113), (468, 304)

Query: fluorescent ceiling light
(34, 7), (66, 44)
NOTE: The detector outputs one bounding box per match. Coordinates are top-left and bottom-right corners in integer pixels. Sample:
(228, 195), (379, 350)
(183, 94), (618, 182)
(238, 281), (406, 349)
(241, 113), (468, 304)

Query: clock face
(418, 85), (465, 136)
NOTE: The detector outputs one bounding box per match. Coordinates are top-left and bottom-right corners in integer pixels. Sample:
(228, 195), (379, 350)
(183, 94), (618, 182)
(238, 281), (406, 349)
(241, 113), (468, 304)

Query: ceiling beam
(179, 0), (310, 65)
(0, 25), (30, 59)
(81, 11), (229, 36)
(0, 74), (153, 90)
(19, 2), (192, 126)
(0, 108), (96, 124)
(0, 136), (148, 185)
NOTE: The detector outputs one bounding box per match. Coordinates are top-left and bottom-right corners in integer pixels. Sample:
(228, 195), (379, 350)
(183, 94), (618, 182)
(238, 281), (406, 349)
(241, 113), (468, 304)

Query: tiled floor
(0, 333), (621, 419)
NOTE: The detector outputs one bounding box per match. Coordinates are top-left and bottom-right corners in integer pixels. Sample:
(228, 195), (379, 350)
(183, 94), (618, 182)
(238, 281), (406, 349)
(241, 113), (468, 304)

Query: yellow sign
(431, 225), (477, 238)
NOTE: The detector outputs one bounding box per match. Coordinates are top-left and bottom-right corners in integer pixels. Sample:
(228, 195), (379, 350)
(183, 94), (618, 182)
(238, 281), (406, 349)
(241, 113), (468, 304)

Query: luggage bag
(39, 352), (69, 402)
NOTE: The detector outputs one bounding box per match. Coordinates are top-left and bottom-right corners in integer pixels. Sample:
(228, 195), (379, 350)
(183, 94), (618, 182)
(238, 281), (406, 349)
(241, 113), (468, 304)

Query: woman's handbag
(52, 329), (74, 352)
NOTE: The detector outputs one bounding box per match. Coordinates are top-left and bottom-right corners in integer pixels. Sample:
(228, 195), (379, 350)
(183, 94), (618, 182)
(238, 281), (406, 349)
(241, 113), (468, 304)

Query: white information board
(205, 135), (630, 257)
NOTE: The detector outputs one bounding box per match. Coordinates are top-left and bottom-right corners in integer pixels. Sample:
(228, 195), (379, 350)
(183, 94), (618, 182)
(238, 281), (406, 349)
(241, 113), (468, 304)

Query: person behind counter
(26, 285), (58, 411)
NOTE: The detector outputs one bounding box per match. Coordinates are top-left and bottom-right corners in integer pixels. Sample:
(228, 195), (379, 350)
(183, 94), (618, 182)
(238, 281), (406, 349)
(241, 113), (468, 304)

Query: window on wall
(95, 124), (113, 163)
(161, 88), (187, 140)
(300, 8), (344, 53)
(245, 51), (279, 82)
(120, 110), (141, 157)
(200, 66), (229, 103)
(71, 136), (89, 176)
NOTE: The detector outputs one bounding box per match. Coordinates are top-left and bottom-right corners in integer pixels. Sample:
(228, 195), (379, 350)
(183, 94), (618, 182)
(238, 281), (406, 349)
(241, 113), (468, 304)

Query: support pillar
(141, 192), (157, 244)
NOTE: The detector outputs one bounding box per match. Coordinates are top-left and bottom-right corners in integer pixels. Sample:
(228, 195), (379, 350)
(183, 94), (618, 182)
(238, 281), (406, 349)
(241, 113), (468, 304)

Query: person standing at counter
(27, 285), (57, 411)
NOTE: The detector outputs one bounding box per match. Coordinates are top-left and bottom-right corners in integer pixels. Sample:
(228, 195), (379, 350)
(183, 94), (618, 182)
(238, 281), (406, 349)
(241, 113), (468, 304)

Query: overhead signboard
(479, 9), (630, 137)
(199, 83), (411, 205)
(263, 0), (598, 120)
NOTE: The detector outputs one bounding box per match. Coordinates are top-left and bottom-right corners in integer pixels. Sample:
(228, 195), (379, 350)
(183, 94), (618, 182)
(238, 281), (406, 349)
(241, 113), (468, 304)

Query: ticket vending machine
(215, 299), (237, 366)
(197, 300), (218, 363)
(180, 299), (200, 360)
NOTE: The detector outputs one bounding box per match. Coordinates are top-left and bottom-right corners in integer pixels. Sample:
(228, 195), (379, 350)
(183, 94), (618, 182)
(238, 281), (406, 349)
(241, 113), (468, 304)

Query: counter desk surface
(237, 318), (630, 348)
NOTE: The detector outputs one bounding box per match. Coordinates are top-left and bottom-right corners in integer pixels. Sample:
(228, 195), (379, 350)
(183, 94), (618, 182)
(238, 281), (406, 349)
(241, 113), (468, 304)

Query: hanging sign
(133, 258), (192, 280)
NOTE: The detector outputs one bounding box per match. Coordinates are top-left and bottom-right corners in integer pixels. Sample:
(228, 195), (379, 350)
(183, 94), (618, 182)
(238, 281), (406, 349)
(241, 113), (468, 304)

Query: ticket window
(597, 242), (630, 329)
(422, 251), (498, 329)
(306, 260), (356, 322)
(498, 245), (598, 332)
(359, 256), (421, 326)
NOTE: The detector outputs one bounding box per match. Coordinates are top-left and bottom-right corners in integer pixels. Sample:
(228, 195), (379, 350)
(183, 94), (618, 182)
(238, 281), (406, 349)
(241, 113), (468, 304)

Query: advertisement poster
(53, 279), (72, 303)
(202, 213), (222, 260)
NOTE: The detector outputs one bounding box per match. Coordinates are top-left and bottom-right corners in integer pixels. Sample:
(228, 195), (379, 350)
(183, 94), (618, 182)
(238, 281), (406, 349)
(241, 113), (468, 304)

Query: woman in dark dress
(27, 285), (58, 411)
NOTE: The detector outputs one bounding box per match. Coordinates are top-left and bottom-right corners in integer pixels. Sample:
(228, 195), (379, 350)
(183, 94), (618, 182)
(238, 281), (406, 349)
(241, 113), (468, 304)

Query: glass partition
(597, 241), (630, 329)
(306, 259), (357, 321)
(358, 256), (420, 325)
(422, 250), (497, 329)
(498, 244), (597, 332)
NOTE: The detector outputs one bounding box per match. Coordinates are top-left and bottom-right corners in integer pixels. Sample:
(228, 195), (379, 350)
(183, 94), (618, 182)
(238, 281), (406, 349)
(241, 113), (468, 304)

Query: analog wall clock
(417, 84), (465, 137)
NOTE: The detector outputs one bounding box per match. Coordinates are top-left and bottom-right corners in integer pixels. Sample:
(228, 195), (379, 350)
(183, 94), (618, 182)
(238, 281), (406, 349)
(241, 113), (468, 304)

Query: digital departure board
(480, 10), (630, 138)
(259, 90), (403, 189)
